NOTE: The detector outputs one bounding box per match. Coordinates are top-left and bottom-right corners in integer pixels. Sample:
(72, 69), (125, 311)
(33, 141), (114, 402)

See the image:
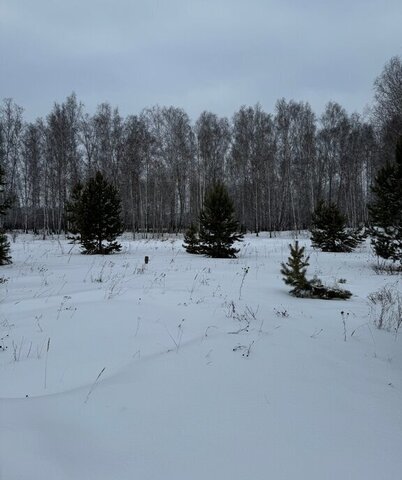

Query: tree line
(1, 56), (401, 236)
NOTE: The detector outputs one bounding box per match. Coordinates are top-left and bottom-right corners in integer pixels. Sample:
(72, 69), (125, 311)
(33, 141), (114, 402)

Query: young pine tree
(310, 201), (364, 252)
(280, 241), (311, 297)
(65, 181), (84, 240)
(0, 165), (11, 265)
(198, 182), (243, 258)
(0, 232), (11, 266)
(369, 136), (402, 264)
(183, 223), (200, 254)
(68, 172), (124, 254)
(281, 241), (352, 299)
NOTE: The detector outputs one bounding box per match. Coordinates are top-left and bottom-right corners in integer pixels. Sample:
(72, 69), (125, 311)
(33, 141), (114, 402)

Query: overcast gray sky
(1, 0), (401, 120)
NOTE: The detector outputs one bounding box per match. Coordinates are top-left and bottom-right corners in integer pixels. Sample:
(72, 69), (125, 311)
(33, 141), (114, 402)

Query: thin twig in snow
(310, 329), (323, 339)
(84, 367), (106, 404)
(44, 338), (51, 389)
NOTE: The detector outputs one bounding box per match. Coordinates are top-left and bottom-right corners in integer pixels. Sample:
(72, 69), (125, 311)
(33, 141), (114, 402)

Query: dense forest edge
(0, 56), (401, 236)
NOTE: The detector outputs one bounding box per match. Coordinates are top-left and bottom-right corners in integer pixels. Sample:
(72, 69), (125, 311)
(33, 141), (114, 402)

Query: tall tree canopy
(0, 165), (11, 265)
(1, 57), (402, 235)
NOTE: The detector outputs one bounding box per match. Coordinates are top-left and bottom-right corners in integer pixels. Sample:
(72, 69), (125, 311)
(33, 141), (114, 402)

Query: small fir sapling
(183, 223), (200, 254)
(198, 182), (243, 258)
(0, 232), (11, 266)
(281, 241), (352, 300)
(369, 136), (402, 265)
(65, 181), (83, 242)
(280, 241), (312, 297)
(310, 201), (365, 252)
(66, 172), (124, 255)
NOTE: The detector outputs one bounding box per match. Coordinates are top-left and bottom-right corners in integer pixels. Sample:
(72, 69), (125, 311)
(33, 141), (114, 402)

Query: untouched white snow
(1, 233), (401, 480)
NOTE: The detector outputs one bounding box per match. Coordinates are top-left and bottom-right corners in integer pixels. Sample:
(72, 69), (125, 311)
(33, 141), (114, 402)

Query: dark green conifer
(183, 223), (200, 254)
(68, 172), (124, 254)
(280, 241), (311, 296)
(65, 181), (84, 239)
(0, 232), (11, 266)
(369, 136), (402, 264)
(310, 201), (365, 252)
(198, 182), (243, 258)
(281, 241), (352, 300)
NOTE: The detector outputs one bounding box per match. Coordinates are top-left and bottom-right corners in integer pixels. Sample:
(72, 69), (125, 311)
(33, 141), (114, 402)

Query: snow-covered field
(1, 233), (401, 480)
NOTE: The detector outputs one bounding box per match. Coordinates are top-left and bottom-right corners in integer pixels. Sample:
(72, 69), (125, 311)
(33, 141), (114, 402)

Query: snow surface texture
(1, 234), (401, 480)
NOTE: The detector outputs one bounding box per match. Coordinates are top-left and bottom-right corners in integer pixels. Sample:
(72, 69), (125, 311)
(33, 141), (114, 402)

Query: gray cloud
(1, 0), (401, 120)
